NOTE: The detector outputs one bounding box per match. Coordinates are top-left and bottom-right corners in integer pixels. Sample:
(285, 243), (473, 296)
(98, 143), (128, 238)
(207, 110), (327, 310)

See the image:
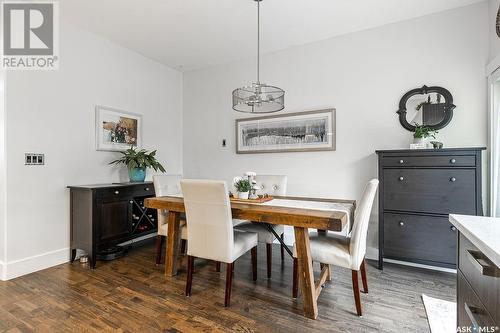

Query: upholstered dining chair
(292, 179), (379, 316)
(152, 175), (188, 265)
(234, 175), (288, 278)
(181, 179), (258, 307)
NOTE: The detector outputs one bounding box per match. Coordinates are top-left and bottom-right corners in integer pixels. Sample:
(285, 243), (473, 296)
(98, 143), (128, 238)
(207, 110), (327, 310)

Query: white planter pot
(237, 191), (249, 199)
(413, 137), (430, 149)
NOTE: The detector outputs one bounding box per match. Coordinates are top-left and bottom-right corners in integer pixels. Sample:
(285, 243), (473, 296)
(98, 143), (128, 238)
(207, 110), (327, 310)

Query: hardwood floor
(0, 240), (455, 332)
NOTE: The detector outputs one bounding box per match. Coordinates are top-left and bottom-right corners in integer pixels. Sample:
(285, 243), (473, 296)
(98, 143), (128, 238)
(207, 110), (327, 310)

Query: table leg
(294, 226), (318, 319)
(165, 211), (181, 277)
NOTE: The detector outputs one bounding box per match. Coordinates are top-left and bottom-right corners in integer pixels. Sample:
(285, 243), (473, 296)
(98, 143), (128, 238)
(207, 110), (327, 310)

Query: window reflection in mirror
(405, 93), (446, 127)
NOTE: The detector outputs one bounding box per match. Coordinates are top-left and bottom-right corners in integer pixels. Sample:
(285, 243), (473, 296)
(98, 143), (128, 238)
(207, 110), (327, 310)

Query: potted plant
(233, 177), (251, 199)
(109, 147), (166, 182)
(413, 123), (438, 148)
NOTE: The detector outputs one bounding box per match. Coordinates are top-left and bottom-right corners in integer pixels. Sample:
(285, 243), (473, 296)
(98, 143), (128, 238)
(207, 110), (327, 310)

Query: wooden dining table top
(144, 195), (356, 231)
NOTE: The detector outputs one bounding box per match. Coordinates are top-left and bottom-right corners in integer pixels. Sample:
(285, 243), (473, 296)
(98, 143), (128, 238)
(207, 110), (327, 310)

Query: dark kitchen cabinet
(457, 232), (499, 330)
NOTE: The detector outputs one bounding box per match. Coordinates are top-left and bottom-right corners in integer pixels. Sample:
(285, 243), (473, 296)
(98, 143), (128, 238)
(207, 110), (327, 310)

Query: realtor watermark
(457, 326), (499, 333)
(1, 1), (59, 70)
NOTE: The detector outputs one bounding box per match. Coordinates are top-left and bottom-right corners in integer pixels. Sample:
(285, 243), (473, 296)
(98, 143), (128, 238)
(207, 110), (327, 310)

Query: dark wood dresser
(68, 182), (158, 268)
(450, 215), (499, 331)
(376, 148), (485, 269)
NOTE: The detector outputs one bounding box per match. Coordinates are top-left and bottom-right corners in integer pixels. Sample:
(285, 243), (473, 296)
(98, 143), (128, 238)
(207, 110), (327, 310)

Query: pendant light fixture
(232, 0), (285, 113)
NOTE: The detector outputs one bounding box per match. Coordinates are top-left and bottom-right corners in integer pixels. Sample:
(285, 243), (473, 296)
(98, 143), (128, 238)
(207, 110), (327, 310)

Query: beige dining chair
(234, 175), (288, 278)
(181, 179), (258, 307)
(292, 179), (379, 316)
(153, 175), (188, 265)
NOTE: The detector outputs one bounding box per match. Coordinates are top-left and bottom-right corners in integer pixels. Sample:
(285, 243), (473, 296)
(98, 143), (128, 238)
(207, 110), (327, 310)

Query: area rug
(422, 294), (456, 333)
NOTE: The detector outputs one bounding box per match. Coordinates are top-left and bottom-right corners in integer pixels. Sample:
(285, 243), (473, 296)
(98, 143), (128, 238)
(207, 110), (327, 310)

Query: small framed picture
(95, 105), (142, 151)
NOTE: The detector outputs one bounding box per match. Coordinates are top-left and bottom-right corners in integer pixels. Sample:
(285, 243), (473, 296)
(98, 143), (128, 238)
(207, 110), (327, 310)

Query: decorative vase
(237, 191), (249, 200)
(128, 167), (146, 182)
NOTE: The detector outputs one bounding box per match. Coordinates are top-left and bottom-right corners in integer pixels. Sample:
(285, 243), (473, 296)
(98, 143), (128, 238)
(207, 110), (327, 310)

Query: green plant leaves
(108, 146), (166, 173)
(234, 179), (251, 192)
(413, 123), (438, 139)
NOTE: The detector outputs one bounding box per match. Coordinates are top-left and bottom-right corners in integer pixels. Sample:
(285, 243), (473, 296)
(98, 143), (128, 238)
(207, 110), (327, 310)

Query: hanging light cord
(256, 0), (260, 84)
(231, 0), (284, 113)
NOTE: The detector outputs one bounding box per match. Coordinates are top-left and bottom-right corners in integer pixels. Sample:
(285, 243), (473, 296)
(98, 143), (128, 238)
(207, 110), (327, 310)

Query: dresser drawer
(98, 187), (134, 202)
(128, 184), (155, 197)
(98, 184), (154, 201)
(457, 270), (497, 330)
(383, 169), (476, 215)
(383, 155), (475, 168)
(384, 213), (457, 265)
(458, 233), (500, 323)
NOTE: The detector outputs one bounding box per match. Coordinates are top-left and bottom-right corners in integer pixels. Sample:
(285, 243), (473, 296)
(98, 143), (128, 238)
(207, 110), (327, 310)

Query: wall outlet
(25, 153), (44, 165)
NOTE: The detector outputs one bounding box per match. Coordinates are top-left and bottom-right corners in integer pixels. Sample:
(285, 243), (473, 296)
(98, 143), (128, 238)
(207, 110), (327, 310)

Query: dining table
(144, 195), (356, 320)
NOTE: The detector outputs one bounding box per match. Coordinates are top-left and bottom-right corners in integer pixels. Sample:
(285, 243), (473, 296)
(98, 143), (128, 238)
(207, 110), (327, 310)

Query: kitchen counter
(449, 214), (500, 268)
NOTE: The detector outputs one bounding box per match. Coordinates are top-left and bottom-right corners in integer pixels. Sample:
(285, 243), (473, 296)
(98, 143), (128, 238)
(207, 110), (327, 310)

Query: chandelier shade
(232, 82), (284, 113)
(232, 0), (285, 113)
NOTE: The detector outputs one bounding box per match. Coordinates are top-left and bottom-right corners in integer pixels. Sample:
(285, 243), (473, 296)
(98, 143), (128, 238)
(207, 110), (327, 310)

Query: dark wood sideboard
(68, 182), (158, 268)
(376, 148), (485, 269)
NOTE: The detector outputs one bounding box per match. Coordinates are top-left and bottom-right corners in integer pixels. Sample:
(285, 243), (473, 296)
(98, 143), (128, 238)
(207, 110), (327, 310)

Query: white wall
(0, 71), (6, 280)
(2, 21), (183, 280)
(183, 3), (489, 254)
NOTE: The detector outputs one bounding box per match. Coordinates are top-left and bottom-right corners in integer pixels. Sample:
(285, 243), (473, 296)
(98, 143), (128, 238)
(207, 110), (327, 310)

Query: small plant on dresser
(413, 123), (438, 148)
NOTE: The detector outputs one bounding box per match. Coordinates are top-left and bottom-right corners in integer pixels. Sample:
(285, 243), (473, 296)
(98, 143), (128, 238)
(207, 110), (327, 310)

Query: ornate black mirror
(397, 85), (455, 132)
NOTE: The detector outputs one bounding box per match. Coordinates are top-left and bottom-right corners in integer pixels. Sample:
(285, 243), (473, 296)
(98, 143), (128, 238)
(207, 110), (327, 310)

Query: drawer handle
(129, 200), (134, 204)
(450, 158), (456, 164)
(464, 303), (481, 332)
(145, 187), (150, 191)
(398, 221), (404, 227)
(466, 250), (500, 277)
(399, 159), (404, 164)
(398, 176), (404, 181)
(450, 177), (456, 182)
(114, 190), (119, 195)
(450, 226), (457, 232)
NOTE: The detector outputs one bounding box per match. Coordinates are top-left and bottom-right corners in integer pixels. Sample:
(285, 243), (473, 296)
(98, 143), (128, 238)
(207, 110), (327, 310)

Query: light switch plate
(25, 153), (44, 165)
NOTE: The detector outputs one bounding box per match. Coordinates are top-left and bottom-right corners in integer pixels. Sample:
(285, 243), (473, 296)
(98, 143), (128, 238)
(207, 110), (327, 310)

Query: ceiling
(61, 0), (484, 71)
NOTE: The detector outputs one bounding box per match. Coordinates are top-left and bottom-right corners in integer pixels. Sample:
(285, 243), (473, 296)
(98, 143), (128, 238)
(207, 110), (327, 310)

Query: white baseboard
(1, 233), (158, 280)
(2, 248), (69, 281)
(0, 261), (5, 281)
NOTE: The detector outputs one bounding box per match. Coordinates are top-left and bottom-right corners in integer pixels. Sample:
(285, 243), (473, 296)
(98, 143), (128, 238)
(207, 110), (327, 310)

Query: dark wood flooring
(0, 241), (455, 332)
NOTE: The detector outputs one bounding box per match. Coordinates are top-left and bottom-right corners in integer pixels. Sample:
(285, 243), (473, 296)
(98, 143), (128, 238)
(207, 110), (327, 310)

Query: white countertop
(449, 214), (500, 268)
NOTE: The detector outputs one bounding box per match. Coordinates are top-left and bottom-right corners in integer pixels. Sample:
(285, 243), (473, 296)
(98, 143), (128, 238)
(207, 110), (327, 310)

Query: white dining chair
(181, 179), (258, 307)
(153, 175), (188, 265)
(292, 179), (379, 316)
(234, 175), (288, 278)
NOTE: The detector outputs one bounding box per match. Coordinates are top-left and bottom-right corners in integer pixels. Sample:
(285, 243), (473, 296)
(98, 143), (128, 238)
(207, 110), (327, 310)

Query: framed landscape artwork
(236, 109), (336, 154)
(95, 105), (142, 151)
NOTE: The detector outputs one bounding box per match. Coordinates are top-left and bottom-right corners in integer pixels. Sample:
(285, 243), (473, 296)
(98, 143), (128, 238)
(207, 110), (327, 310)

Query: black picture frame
(396, 85), (456, 132)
